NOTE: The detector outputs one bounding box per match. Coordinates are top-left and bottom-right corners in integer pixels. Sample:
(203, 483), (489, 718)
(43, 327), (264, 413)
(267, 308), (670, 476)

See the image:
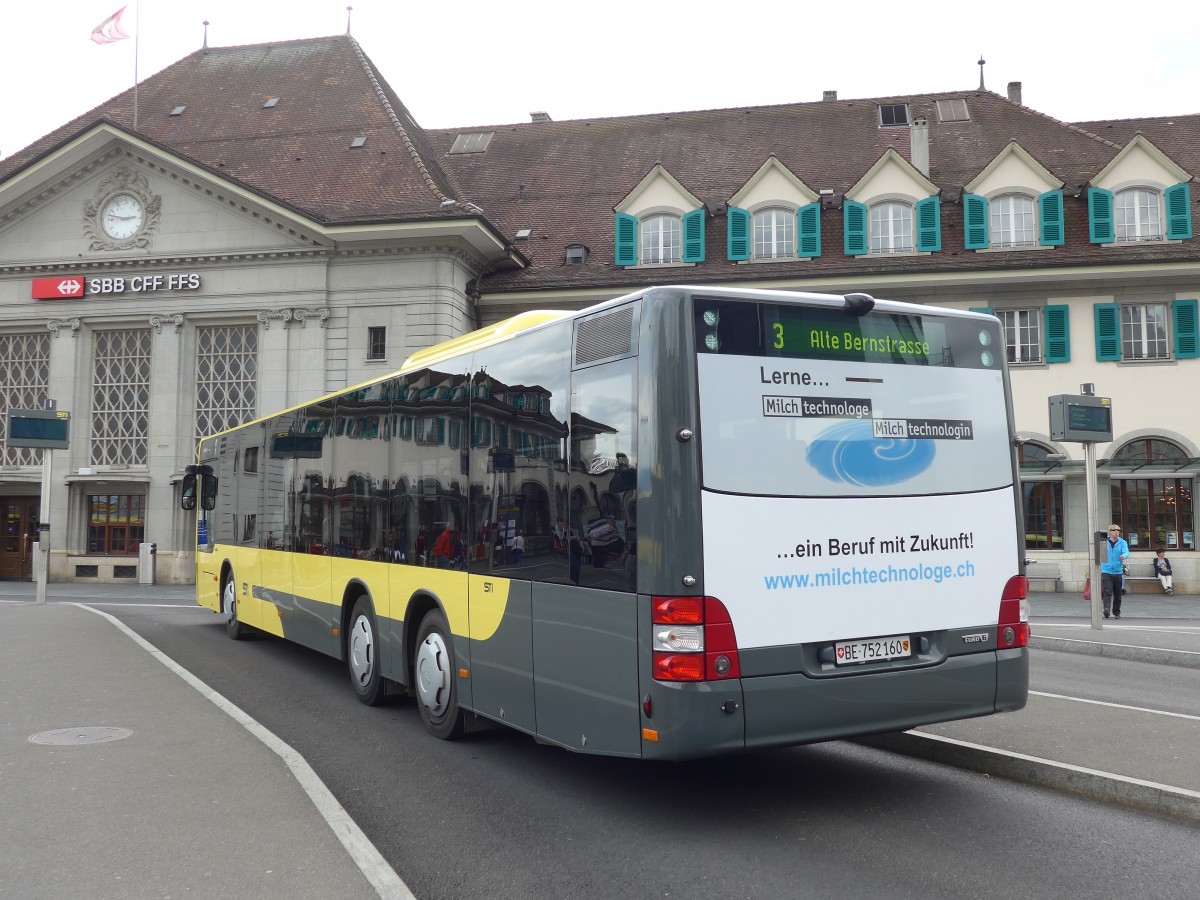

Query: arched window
(1018, 443), (1064, 550)
(752, 208), (795, 259)
(989, 194), (1035, 248)
(1112, 439), (1187, 464)
(640, 214), (682, 264)
(1110, 439), (1194, 551)
(869, 202), (913, 253)
(1115, 188), (1162, 243)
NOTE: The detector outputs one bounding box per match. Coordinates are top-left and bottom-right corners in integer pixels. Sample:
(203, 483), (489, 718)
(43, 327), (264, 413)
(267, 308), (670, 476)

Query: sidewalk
(864, 588), (1200, 824)
(0, 594), (406, 899)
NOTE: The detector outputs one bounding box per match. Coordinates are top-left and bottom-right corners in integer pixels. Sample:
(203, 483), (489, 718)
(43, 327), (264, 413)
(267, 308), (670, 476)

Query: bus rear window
(693, 297), (1013, 498)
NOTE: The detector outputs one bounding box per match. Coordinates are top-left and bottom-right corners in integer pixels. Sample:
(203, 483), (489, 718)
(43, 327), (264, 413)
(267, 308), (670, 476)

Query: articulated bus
(182, 286), (1029, 760)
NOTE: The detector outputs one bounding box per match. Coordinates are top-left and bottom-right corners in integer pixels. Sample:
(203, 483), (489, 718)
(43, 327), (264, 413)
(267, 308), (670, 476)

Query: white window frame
(868, 202), (914, 254)
(640, 214), (682, 264)
(752, 207), (795, 259)
(989, 194), (1036, 248)
(995, 308), (1042, 364)
(1121, 303), (1169, 360)
(1115, 188), (1163, 243)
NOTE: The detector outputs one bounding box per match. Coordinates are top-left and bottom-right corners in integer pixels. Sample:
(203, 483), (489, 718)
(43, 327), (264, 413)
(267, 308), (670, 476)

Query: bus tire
(347, 596), (386, 706)
(224, 571), (249, 641)
(414, 609), (465, 740)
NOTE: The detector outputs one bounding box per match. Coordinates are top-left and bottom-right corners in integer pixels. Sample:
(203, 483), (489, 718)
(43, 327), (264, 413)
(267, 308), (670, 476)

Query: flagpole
(133, 0), (140, 129)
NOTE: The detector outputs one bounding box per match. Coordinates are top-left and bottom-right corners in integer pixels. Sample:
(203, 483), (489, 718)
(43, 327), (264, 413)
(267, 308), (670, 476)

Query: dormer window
(753, 208), (795, 259)
(1115, 188), (1163, 242)
(640, 215), (682, 264)
(869, 202), (913, 253)
(990, 194), (1036, 248)
(565, 244), (588, 265)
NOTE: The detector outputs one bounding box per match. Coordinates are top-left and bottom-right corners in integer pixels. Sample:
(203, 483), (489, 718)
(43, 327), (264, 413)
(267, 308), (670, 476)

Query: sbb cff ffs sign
(1049, 394), (1113, 443)
(31, 272), (202, 299)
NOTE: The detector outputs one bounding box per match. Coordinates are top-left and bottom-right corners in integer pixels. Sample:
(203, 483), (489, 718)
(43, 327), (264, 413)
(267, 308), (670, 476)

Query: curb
(857, 731), (1200, 825)
(1029, 635), (1200, 669)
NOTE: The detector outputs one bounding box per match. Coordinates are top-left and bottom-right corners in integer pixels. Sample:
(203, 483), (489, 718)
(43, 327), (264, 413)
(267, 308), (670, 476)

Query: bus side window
(568, 357), (637, 592)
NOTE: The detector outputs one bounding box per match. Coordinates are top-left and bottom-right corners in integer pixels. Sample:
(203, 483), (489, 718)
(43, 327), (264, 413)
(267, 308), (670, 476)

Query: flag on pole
(90, 6), (130, 44)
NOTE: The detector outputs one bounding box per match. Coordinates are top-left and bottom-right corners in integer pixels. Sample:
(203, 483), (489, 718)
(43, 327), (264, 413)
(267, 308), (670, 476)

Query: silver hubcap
(349, 613), (374, 688)
(415, 630), (451, 717)
(223, 579), (236, 624)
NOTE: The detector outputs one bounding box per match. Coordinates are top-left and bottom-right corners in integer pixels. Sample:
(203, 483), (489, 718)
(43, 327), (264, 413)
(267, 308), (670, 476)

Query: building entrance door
(0, 497), (39, 580)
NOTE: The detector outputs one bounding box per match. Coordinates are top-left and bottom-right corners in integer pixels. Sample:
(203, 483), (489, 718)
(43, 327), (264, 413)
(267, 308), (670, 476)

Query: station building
(1, 35), (1197, 590)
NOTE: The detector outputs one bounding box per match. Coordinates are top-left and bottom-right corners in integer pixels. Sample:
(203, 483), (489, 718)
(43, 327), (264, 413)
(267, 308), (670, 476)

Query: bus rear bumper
(741, 650), (1026, 750)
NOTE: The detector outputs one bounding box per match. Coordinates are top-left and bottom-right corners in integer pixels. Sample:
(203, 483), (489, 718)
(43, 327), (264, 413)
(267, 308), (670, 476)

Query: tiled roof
(1073, 114), (1200, 166)
(3, 36), (1198, 293)
(0, 36), (461, 222)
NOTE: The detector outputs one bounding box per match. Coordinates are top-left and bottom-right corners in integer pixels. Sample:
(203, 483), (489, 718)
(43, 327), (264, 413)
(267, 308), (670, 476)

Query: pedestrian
(510, 530), (525, 564)
(1101, 524), (1130, 619)
(568, 526), (584, 585)
(1154, 547), (1174, 595)
(432, 522), (454, 569)
(451, 529), (466, 570)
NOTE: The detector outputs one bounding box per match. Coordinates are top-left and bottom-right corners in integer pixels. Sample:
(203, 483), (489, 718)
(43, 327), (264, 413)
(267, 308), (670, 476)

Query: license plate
(835, 634), (912, 666)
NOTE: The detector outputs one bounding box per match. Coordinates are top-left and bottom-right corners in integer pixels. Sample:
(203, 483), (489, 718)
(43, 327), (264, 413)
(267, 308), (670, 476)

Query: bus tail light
(651, 596), (741, 682)
(997, 576), (1030, 649)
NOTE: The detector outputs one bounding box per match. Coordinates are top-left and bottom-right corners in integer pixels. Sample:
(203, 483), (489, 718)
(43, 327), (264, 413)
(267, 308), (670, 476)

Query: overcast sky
(4, 0), (1200, 160)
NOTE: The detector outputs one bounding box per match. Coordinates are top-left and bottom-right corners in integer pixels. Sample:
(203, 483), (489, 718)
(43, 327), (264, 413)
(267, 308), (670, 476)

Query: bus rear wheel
(347, 597), (386, 706)
(224, 572), (249, 641)
(414, 609), (465, 740)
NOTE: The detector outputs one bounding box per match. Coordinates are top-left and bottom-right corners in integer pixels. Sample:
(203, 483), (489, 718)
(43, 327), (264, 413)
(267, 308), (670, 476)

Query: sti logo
(31, 278), (85, 299)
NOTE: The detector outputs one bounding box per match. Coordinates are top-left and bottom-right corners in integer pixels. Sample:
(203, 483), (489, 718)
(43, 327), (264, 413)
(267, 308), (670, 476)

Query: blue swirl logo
(806, 420), (935, 486)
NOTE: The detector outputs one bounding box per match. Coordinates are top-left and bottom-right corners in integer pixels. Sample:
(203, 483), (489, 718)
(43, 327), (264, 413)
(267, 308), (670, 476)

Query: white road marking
(1029, 690), (1200, 721)
(74, 603), (415, 900)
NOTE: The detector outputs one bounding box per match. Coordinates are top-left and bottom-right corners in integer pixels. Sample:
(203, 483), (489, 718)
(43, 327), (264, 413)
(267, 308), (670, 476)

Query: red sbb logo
(32, 278), (85, 299)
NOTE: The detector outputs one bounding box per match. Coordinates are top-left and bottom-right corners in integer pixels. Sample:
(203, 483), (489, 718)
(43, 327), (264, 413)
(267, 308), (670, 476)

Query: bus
(182, 286), (1029, 760)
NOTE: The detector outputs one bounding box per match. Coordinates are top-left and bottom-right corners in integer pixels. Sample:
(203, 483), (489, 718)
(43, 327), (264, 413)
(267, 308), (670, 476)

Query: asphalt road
(86, 598), (1200, 900)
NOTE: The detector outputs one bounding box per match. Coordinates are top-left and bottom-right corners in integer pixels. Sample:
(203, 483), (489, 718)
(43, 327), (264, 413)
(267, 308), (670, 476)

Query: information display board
(1049, 394), (1113, 442)
(6, 408), (71, 449)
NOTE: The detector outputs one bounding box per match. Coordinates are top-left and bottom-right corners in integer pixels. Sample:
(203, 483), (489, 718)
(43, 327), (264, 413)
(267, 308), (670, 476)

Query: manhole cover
(29, 727), (133, 746)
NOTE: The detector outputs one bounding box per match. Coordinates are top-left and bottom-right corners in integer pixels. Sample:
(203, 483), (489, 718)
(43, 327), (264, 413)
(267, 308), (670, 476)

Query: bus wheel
(414, 609), (465, 740)
(348, 597), (386, 706)
(224, 573), (249, 641)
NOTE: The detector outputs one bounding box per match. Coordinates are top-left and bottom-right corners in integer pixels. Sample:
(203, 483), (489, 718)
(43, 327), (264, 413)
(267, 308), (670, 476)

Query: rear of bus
(639, 288), (1028, 759)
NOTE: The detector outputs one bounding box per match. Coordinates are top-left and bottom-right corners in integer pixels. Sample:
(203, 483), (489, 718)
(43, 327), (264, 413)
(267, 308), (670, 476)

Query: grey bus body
(193, 286), (1029, 760)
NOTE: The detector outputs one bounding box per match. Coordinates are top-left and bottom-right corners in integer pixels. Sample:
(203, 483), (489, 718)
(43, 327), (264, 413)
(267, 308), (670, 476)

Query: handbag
(1083, 577), (1091, 602)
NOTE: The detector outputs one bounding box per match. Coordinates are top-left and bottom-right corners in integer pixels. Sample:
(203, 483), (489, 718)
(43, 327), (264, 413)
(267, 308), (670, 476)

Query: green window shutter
(915, 196), (941, 252)
(963, 194), (989, 249)
(1044, 305), (1070, 363)
(1088, 188), (1115, 244)
(727, 207), (750, 260)
(797, 202), (821, 257)
(682, 208), (706, 263)
(1093, 303), (1121, 360)
(1173, 299), (1199, 359)
(1039, 190), (1065, 246)
(843, 200), (867, 256)
(1165, 183), (1193, 240)
(968, 306), (993, 315)
(614, 213), (637, 266)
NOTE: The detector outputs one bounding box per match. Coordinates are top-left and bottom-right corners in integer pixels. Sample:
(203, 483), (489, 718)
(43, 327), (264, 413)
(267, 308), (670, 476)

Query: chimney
(822, 90), (837, 102)
(910, 117), (930, 176)
(530, 111), (552, 123)
(1007, 81), (1022, 105)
